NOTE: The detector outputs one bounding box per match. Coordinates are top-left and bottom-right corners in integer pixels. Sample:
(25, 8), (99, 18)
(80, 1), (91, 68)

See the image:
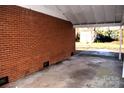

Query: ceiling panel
(92, 6), (105, 23)
(115, 6), (124, 22)
(69, 5), (86, 24)
(57, 5), (124, 25)
(79, 5), (96, 24)
(20, 5), (124, 25)
(56, 5), (78, 24)
(103, 6), (116, 22)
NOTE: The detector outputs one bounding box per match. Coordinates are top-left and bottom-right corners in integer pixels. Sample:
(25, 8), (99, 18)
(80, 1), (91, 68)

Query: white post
(122, 26), (124, 78)
(119, 26), (123, 60)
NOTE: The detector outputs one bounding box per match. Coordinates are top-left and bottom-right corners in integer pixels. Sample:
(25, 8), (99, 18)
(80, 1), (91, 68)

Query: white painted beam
(73, 23), (121, 28)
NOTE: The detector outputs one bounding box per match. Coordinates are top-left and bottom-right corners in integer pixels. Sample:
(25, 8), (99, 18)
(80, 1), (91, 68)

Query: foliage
(94, 29), (119, 42)
(75, 32), (80, 42)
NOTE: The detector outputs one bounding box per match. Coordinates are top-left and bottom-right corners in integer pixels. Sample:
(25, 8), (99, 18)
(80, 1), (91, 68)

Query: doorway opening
(75, 26), (124, 59)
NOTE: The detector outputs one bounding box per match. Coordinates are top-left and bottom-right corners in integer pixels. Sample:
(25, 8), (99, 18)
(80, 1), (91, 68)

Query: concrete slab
(2, 51), (124, 88)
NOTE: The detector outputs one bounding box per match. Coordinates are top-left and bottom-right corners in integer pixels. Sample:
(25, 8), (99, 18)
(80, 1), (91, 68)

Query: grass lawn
(76, 41), (124, 53)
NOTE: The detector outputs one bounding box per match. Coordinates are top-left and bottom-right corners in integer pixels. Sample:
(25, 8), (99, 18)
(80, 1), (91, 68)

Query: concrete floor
(2, 51), (124, 88)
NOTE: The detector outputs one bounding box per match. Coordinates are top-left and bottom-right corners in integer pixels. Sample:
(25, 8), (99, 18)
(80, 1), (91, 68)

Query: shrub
(94, 30), (119, 42)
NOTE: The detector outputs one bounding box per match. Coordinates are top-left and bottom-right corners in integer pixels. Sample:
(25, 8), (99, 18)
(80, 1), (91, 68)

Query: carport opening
(75, 26), (124, 60)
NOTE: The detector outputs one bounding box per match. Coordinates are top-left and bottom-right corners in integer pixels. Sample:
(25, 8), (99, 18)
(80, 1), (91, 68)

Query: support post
(119, 26), (123, 60)
(122, 26), (124, 78)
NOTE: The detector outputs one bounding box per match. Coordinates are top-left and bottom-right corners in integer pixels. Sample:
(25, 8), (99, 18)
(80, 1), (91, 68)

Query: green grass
(76, 41), (124, 53)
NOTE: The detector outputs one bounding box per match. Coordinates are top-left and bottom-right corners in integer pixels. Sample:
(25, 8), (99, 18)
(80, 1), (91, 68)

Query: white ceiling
(52, 5), (124, 25)
(20, 5), (67, 20)
(20, 5), (124, 25)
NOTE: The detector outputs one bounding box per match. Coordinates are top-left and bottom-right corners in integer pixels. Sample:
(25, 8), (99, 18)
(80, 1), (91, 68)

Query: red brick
(0, 5), (75, 82)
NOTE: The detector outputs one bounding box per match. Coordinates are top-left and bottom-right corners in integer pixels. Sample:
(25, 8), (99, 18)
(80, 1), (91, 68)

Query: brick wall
(0, 5), (75, 82)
